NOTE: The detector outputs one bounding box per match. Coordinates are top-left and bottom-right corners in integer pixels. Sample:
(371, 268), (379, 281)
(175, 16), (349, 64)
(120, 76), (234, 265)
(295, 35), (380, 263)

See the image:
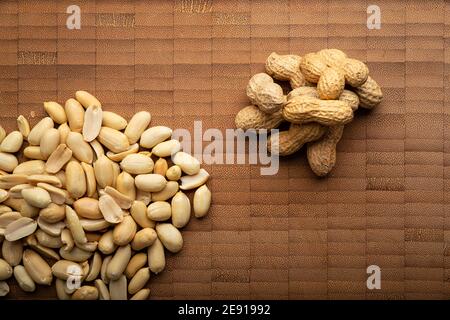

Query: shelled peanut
(0, 91), (212, 299)
(235, 48), (383, 176)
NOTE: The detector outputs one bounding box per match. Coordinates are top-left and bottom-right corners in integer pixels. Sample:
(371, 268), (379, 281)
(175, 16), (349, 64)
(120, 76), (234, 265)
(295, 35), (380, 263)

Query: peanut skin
(307, 125), (344, 177)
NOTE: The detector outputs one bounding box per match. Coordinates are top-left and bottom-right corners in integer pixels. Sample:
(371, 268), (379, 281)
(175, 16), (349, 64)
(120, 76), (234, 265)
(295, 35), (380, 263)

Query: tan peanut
(44, 101), (67, 124)
(22, 249), (52, 285)
(179, 168), (209, 190)
(65, 161), (86, 199)
(125, 252), (147, 278)
(268, 123), (326, 156)
(116, 171), (136, 201)
(152, 181), (179, 202)
(94, 155), (114, 189)
(153, 158), (168, 176)
(0, 259), (13, 280)
(98, 127), (130, 153)
(299, 53), (328, 83)
(235, 105), (283, 131)
(317, 48), (347, 68)
(156, 223), (183, 253)
(72, 286), (99, 300)
(14, 265), (36, 292)
(120, 153), (154, 175)
(147, 238), (165, 274)
(307, 125), (344, 177)
(0, 126), (5, 144)
(28, 117), (54, 146)
(171, 191), (191, 228)
(0, 152), (18, 172)
(152, 139), (181, 158)
(353, 76), (383, 109)
(66, 132), (94, 163)
(193, 185), (211, 218)
(2, 240), (23, 266)
(166, 165), (182, 181)
(17, 116), (31, 140)
(75, 90), (102, 108)
(246, 73), (286, 114)
(339, 89), (360, 111)
(98, 230), (117, 255)
(124, 111), (151, 144)
(172, 152), (200, 175)
(107, 244), (131, 281)
(265, 52), (304, 89)
(341, 58), (369, 87)
(40, 203), (65, 223)
(131, 288), (150, 300)
(282, 96), (353, 126)
(128, 267), (150, 295)
(130, 201), (155, 229)
(317, 67), (345, 100)
(39, 128), (60, 160)
(135, 174), (167, 193)
(65, 99), (85, 133)
(0, 131), (23, 153)
(140, 126), (172, 149)
(131, 228), (157, 251)
(113, 215), (137, 246)
(83, 105), (103, 142)
(46, 144), (73, 174)
(102, 111), (127, 130)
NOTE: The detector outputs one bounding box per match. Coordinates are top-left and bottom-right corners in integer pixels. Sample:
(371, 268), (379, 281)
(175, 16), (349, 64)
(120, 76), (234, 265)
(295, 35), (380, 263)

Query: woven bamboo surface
(0, 0), (449, 299)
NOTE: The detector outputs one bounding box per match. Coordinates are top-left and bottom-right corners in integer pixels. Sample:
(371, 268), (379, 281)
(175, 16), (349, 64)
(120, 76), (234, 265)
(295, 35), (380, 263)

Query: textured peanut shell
(268, 123), (326, 156)
(246, 73), (285, 114)
(307, 125), (344, 177)
(282, 96), (353, 126)
(235, 105), (283, 131)
(338, 90), (359, 111)
(265, 52), (304, 89)
(299, 53), (328, 83)
(354, 76), (383, 109)
(341, 58), (369, 87)
(317, 48), (347, 68)
(287, 87), (319, 100)
(317, 67), (345, 100)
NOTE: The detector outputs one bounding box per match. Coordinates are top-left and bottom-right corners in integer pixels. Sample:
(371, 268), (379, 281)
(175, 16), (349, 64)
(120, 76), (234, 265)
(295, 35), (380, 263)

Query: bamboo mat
(0, 0), (449, 300)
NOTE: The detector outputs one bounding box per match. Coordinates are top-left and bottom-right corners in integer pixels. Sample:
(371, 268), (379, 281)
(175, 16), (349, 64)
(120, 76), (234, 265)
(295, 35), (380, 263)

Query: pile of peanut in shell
(235, 48), (383, 177)
(0, 91), (211, 300)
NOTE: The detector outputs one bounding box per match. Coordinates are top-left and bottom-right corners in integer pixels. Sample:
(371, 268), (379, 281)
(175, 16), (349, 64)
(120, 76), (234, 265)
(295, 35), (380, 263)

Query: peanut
(317, 67), (345, 100)
(0, 90), (213, 301)
(268, 123), (326, 156)
(235, 105), (283, 131)
(282, 96), (353, 126)
(307, 125), (344, 177)
(265, 52), (304, 89)
(299, 53), (328, 83)
(353, 76), (383, 109)
(246, 73), (286, 114)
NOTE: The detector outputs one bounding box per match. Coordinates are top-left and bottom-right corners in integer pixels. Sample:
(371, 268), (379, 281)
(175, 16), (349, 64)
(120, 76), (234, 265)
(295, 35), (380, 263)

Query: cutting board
(0, 0), (449, 299)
